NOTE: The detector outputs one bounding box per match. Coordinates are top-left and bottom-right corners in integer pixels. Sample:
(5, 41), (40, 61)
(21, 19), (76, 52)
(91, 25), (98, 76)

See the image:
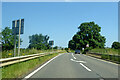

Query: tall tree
(28, 34), (50, 50)
(112, 42), (120, 49)
(2, 27), (22, 51)
(68, 22), (106, 50)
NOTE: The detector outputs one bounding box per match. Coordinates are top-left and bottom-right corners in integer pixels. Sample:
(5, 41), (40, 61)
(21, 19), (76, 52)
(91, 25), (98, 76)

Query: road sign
(12, 19), (24, 35)
(86, 44), (89, 47)
(49, 40), (54, 46)
(12, 20), (16, 35)
(49, 40), (54, 51)
(82, 48), (84, 51)
(12, 19), (24, 57)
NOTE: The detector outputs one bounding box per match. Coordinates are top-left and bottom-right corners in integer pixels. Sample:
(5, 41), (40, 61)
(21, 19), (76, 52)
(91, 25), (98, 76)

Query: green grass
(89, 48), (119, 55)
(101, 54), (120, 63)
(2, 53), (59, 78)
(88, 48), (120, 63)
(0, 49), (64, 58)
(68, 50), (74, 53)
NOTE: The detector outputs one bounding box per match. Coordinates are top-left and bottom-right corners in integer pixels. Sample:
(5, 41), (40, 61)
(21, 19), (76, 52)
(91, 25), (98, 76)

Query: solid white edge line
(83, 54), (118, 66)
(23, 53), (63, 79)
(80, 63), (92, 72)
(72, 53), (76, 59)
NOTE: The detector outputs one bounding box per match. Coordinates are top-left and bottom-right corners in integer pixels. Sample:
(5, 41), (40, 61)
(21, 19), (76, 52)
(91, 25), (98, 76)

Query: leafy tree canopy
(28, 34), (50, 50)
(112, 42), (120, 49)
(53, 46), (58, 49)
(1, 27), (22, 51)
(68, 22), (106, 50)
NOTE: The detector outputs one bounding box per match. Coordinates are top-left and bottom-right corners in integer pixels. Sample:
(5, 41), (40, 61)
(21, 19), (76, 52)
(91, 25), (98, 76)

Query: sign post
(12, 19), (24, 57)
(49, 40), (54, 52)
(13, 20), (17, 57)
(18, 19), (21, 56)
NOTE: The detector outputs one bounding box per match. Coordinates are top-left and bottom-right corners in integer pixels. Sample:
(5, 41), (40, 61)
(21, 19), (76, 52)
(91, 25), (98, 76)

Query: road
(25, 53), (118, 80)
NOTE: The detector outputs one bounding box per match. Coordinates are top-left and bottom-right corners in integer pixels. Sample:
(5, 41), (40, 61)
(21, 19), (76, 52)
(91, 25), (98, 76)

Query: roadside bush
(101, 54), (108, 59)
(82, 47), (92, 54)
(112, 42), (120, 49)
(101, 54), (120, 63)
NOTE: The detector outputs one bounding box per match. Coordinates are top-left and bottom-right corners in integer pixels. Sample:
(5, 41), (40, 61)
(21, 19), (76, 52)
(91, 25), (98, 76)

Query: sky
(1, 0), (119, 2)
(2, 2), (118, 48)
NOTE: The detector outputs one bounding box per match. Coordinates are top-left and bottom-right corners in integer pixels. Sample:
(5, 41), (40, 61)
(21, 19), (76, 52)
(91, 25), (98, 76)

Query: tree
(112, 42), (120, 49)
(68, 40), (76, 50)
(53, 46), (58, 49)
(2, 27), (22, 51)
(68, 22), (106, 50)
(28, 34), (50, 50)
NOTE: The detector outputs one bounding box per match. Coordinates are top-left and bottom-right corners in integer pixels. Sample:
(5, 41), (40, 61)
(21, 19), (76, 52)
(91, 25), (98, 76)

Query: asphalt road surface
(26, 53), (119, 80)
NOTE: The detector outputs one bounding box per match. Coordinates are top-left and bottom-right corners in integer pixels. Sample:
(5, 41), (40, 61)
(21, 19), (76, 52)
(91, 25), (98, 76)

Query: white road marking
(23, 53), (63, 79)
(83, 54), (118, 66)
(80, 63), (92, 72)
(70, 58), (86, 63)
(72, 53), (76, 59)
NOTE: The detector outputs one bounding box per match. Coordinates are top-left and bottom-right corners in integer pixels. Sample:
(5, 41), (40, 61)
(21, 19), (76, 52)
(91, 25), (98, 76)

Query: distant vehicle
(75, 50), (80, 54)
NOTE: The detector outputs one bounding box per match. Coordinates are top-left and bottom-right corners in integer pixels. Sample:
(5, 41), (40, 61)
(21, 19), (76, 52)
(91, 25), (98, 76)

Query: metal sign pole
(52, 45), (53, 52)
(52, 41), (53, 52)
(14, 20), (17, 57)
(18, 19), (21, 56)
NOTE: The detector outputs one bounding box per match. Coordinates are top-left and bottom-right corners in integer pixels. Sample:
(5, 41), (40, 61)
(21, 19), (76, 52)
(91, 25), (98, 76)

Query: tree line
(1, 27), (53, 51)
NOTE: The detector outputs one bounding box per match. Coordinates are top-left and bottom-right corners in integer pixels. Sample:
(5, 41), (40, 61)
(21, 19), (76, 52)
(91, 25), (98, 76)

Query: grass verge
(101, 54), (120, 63)
(89, 48), (119, 55)
(87, 48), (120, 64)
(2, 53), (59, 79)
(1, 49), (64, 58)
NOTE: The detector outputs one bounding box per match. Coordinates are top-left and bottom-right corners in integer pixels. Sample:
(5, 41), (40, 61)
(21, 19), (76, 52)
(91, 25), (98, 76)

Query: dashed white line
(23, 53), (63, 79)
(72, 53), (76, 59)
(80, 63), (92, 72)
